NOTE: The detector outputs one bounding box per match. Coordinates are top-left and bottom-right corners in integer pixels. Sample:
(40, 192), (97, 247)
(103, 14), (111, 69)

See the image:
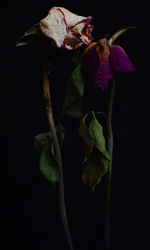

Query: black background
(1, 1), (150, 250)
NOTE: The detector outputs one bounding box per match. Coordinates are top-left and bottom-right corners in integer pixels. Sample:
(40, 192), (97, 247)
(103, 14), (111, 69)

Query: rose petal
(40, 7), (68, 48)
(40, 7), (93, 50)
(96, 58), (114, 90)
(83, 46), (100, 87)
(57, 7), (92, 29)
(110, 45), (136, 72)
(83, 45), (114, 90)
(63, 22), (94, 49)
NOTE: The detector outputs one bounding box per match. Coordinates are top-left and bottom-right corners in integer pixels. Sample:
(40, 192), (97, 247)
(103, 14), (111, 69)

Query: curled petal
(57, 7), (92, 29)
(110, 45), (136, 72)
(82, 45), (114, 90)
(82, 46), (100, 88)
(40, 8), (67, 48)
(40, 7), (93, 50)
(95, 45), (114, 89)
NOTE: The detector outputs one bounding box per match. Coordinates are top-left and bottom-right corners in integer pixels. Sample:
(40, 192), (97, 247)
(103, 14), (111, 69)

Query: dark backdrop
(1, 1), (149, 250)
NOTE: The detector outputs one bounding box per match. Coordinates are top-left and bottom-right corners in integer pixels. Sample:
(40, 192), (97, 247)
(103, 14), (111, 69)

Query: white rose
(40, 7), (94, 50)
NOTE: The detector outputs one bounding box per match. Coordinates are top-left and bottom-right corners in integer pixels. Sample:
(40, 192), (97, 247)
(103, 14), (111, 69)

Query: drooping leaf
(79, 113), (94, 154)
(34, 131), (52, 152)
(82, 148), (109, 191)
(108, 26), (136, 46)
(89, 112), (110, 160)
(34, 123), (65, 184)
(34, 124), (64, 151)
(62, 64), (85, 118)
(40, 142), (59, 183)
(16, 23), (42, 47)
(79, 112), (110, 190)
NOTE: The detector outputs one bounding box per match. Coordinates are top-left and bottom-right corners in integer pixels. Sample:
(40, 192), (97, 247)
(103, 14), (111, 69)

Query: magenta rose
(82, 37), (136, 90)
(40, 7), (94, 50)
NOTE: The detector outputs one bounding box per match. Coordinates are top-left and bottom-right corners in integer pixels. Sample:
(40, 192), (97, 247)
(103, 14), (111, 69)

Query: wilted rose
(82, 36), (136, 90)
(40, 7), (94, 50)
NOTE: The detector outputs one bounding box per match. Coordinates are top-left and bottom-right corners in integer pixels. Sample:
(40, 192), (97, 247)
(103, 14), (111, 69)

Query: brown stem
(104, 78), (116, 250)
(43, 41), (74, 250)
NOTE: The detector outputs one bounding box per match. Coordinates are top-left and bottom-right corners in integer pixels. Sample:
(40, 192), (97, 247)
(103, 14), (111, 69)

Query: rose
(40, 7), (94, 50)
(82, 32), (136, 90)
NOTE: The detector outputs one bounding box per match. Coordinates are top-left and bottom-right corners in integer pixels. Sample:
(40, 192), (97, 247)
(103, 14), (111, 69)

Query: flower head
(40, 7), (94, 50)
(82, 28), (136, 89)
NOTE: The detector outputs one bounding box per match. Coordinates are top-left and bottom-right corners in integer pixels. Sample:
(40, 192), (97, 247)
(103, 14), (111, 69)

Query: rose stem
(104, 78), (116, 250)
(42, 40), (74, 250)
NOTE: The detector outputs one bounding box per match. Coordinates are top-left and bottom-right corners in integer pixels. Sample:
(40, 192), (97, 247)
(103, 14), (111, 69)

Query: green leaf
(79, 113), (94, 154)
(62, 64), (85, 118)
(79, 112), (110, 190)
(34, 132), (52, 152)
(40, 142), (59, 183)
(89, 112), (110, 160)
(16, 23), (42, 47)
(34, 124), (64, 151)
(34, 123), (65, 184)
(82, 148), (109, 191)
(108, 26), (136, 46)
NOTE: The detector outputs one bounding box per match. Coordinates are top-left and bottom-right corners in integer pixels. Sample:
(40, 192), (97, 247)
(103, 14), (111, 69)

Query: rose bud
(40, 7), (94, 50)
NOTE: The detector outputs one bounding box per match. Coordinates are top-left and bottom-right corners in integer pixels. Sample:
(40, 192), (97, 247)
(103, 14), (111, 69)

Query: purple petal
(82, 46), (114, 90)
(82, 46), (100, 88)
(96, 56), (114, 90)
(110, 45), (136, 72)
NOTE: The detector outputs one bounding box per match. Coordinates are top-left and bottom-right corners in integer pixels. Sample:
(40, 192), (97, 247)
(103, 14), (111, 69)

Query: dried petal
(83, 43), (114, 90)
(83, 39), (136, 90)
(83, 45), (101, 88)
(40, 7), (94, 50)
(110, 45), (136, 72)
(40, 8), (67, 48)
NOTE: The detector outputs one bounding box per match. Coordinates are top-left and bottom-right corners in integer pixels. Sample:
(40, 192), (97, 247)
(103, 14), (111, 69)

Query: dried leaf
(108, 26), (136, 46)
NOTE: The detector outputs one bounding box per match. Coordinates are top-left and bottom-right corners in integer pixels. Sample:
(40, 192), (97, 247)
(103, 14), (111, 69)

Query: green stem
(43, 40), (74, 250)
(104, 78), (116, 250)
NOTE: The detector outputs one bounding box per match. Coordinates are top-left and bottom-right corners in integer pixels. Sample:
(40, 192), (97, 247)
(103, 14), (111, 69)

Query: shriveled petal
(40, 7), (93, 50)
(96, 45), (114, 89)
(110, 45), (136, 72)
(82, 45), (114, 90)
(57, 7), (92, 29)
(63, 22), (94, 49)
(40, 7), (67, 48)
(82, 46), (100, 88)
(59, 7), (93, 49)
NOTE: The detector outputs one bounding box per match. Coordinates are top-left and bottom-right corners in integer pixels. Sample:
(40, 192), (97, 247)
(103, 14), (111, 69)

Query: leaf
(108, 26), (136, 46)
(34, 132), (52, 152)
(89, 112), (110, 160)
(82, 148), (109, 191)
(40, 142), (59, 183)
(34, 123), (65, 184)
(34, 123), (64, 151)
(62, 64), (85, 118)
(79, 112), (110, 190)
(16, 23), (42, 47)
(79, 113), (94, 154)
